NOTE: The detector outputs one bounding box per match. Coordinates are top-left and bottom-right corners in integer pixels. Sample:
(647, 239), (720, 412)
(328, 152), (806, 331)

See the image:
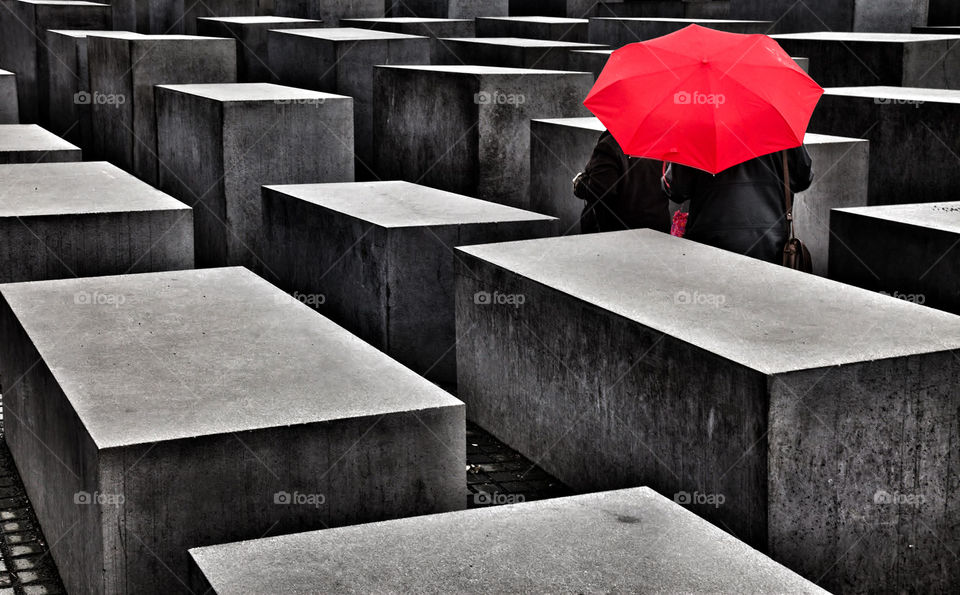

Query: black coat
(575, 131), (671, 234)
(664, 146), (814, 263)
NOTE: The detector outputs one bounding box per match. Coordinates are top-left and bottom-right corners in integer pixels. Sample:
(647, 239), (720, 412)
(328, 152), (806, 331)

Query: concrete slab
(111, 0), (260, 34)
(0, 266), (465, 594)
(262, 180), (558, 386)
(928, 0), (960, 26)
(0, 1), (110, 123)
(374, 64), (593, 209)
(196, 16), (322, 83)
(529, 117), (869, 274)
(270, 0), (383, 26)
(588, 17), (771, 47)
(0, 124), (80, 163)
(808, 86), (960, 206)
(829, 202), (960, 314)
(390, 0), (507, 19)
(87, 35), (237, 187)
(913, 25), (960, 34)
(455, 228), (960, 593)
(155, 83), (354, 270)
(0, 161), (193, 281)
(0, 69), (18, 124)
(269, 28), (430, 180)
(41, 30), (142, 151)
(731, 0), (929, 34)
(188, 487), (828, 594)
(476, 16), (590, 42)
(773, 32), (960, 89)
(340, 17), (475, 62)
(436, 37), (606, 70)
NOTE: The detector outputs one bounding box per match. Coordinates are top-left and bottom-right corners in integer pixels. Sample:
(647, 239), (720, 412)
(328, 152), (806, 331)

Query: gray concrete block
(829, 203), (960, 314)
(477, 16), (590, 42)
(111, 0), (260, 34)
(808, 86), (960, 206)
(88, 35), (237, 187)
(374, 64), (593, 209)
(509, 0), (600, 18)
(196, 17), (322, 83)
(528, 117), (868, 274)
(731, 0), (929, 33)
(41, 31), (142, 150)
(261, 180), (559, 386)
(0, 161), (193, 282)
(436, 37), (606, 70)
(588, 17), (771, 47)
(455, 228), (960, 593)
(0, 123), (80, 163)
(270, 0), (383, 26)
(0, 69), (19, 124)
(340, 16), (474, 63)
(594, 0), (730, 19)
(188, 487), (828, 594)
(913, 25), (960, 34)
(0, 266), (465, 594)
(774, 32), (960, 89)
(156, 83), (354, 270)
(391, 0), (507, 19)
(928, 0), (960, 26)
(794, 56), (810, 73)
(269, 28), (430, 180)
(0, 1), (110, 123)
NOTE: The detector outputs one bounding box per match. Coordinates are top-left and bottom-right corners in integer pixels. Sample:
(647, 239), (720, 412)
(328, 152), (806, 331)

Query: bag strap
(782, 150), (796, 241)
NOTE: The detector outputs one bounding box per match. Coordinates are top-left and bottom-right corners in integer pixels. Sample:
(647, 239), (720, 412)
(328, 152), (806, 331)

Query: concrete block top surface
(47, 30), (142, 39)
(824, 85), (960, 103)
(456, 229), (960, 374)
(265, 181), (558, 228)
(0, 267), (462, 449)
(534, 118), (864, 148)
(592, 17), (770, 24)
(156, 82), (349, 103)
(376, 64), (578, 76)
(0, 161), (188, 216)
(442, 37), (605, 49)
(271, 27), (426, 41)
(480, 16), (589, 25)
(774, 32), (960, 42)
(197, 16), (319, 25)
(834, 202), (960, 234)
(0, 124), (79, 153)
(0, 70), (11, 76)
(345, 17), (473, 25)
(189, 487), (827, 593)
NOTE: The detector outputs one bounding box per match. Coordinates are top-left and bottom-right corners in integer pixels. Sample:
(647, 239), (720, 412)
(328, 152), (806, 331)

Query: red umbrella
(583, 24), (824, 174)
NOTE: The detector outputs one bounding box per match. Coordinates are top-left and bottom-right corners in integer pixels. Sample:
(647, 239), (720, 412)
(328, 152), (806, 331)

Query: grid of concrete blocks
(0, 0), (958, 593)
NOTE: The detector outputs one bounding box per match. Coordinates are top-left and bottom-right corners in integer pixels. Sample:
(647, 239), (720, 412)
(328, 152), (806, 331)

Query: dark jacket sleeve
(663, 163), (697, 203)
(574, 132), (626, 203)
(787, 145), (814, 194)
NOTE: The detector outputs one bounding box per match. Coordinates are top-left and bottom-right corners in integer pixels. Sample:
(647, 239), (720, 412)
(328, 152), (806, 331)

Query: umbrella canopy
(584, 24), (824, 174)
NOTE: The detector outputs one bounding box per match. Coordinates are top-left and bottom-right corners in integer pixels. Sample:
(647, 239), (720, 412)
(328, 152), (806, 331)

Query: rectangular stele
(374, 64), (593, 209)
(195, 16), (322, 83)
(155, 83), (354, 270)
(0, 0), (111, 123)
(261, 180), (559, 387)
(829, 202), (960, 315)
(0, 123), (81, 163)
(808, 86), (960, 206)
(0, 69), (17, 123)
(773, 32), (960, 89)
(268, 28), (431, 180)
(270, 0), (383, 26)
(0, 160), (193, 281)
(187, 488), (828, 594)
(110, 0), (258, 34)
(389, 0), (508, 19)
(435, 37), (607, 70)
(730, 0), (930, 34)
(476, 16), (591, 42)
(339, 17), (475, 62)
(0, 266), (465, 594)
(587, 17), (772, 47)
(42, 31), (143, 150)
(528, 117), (869, 276)
(454, 229), (960, 593)
(87, 35), (237, 187)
